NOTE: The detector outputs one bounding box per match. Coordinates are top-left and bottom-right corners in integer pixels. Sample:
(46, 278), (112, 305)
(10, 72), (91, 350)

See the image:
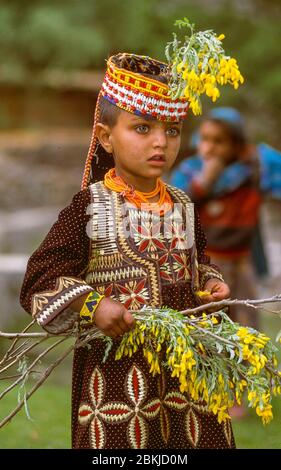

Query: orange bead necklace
(104, 168), (173, 214)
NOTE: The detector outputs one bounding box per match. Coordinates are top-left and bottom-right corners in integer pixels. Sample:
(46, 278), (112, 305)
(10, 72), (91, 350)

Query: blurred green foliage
(0, 0), (280, 142)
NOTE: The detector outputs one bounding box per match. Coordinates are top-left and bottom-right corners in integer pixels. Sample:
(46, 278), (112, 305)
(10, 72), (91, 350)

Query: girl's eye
(135, 125), (149, 134)
(167, 128), (180, 137)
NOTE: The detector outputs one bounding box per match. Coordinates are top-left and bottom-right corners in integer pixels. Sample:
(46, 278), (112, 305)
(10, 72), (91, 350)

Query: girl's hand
(200, 278), (230, 304)
(94, 297), (136, 338)
(199, 157), (225, 189)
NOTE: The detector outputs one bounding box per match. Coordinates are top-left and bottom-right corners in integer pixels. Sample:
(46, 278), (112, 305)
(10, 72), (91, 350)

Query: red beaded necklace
(104, 168), (173, 214)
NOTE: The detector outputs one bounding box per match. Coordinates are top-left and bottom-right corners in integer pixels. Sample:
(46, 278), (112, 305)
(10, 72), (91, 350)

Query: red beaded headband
(101, 56), (189, 122)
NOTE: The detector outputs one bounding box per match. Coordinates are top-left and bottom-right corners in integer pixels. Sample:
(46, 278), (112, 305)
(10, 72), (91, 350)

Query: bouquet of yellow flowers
(165, 18), (244, 115)
(111, 305), (281, 425)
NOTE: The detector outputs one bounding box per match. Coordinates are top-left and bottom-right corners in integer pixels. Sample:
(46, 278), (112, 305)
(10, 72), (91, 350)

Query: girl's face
(198, 120), (238, 163)
(98, 110), (182, 181)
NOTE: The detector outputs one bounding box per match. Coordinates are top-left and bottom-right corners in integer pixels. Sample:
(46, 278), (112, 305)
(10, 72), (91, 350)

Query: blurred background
(0, 0), (280, 449)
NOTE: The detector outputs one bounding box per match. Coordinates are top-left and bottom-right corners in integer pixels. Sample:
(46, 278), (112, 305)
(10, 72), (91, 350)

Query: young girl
(20, 53), (233, 449)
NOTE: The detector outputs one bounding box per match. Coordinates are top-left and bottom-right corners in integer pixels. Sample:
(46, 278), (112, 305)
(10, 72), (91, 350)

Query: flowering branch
(165, 17), (244, 114)
(0, 295), (280, 428)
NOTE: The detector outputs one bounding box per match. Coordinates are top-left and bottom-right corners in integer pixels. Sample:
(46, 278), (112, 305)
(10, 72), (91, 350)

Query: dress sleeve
(20, 188), (94, 331)
(194, 208), (224, 288)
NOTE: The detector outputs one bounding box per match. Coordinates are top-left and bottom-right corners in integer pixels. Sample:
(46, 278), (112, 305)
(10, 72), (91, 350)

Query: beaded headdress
(81, 19), (244, 189)
(81, 53), (189, 189)
(102, 54), (189, 122)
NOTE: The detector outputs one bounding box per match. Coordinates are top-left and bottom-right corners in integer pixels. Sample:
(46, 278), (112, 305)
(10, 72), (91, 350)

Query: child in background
(170, 107), (262, 330)
(19, 54), (234, 448)
(170, 107), (281, 419)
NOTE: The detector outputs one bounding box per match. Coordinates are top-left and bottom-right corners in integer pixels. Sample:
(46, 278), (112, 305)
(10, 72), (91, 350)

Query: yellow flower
(190, 98), (202, 116)
(177, 62), (184, 73)
(176, 345), (183, 355)
(150, 357), (160, 375)
(183, 326), (190, 335)
(217, 34), (225, 41)
(248, 390), (257, 402)
(196, 290), (211, 298)
(115, 350), (122, 360)
(235, 390), (242, 405)
(197, 342), (205, 353)
(211, 315), (219, 325)
(237, 327), (249, 339)
(217, 409), (230, 424)
(147, 350), (153, 363)
(216, 57), (244, 90)
(242, 344), (252, 360)
(205, 84), (220, 102)
(256, 404), (273, 425)
(238, 379), (247, 391)
(185, 348), (193, 359)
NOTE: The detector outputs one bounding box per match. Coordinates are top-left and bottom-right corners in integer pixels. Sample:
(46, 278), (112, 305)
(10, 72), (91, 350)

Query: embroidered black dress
(20, 183), (235, 449)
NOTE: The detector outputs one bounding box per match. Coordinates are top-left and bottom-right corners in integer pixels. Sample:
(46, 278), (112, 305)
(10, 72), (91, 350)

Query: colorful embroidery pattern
(223, 419), (233, 447)
(32, 276), (93, 326)
(198, 263), (224, 286)
(158, 373), (208, 447)
(86, 182), (199, 304)
(171, 252), (192, 281)
(115, 279), (149, 310)
(78, 365), (161, 449)
(87, 183), (162, 307)
(128, 205), (193, 285)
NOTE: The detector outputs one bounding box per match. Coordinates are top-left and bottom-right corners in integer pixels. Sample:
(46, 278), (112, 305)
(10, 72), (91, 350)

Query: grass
(0, 312), (280, 449)
(232, 397), (281, 449)
(0, 381), (71, 449)
(232, 310), (281, 449)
